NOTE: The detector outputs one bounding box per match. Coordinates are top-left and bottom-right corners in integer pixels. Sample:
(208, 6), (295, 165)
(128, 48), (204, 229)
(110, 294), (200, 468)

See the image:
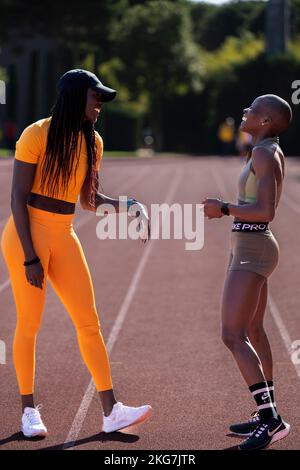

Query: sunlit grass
(103, 151), (137, 158)
(0, 148), (13, 157)
(0, 149), (137, 159)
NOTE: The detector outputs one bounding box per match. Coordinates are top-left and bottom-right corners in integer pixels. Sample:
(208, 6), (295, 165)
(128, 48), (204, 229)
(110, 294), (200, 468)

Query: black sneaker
(229, 411), (261, 436)
(238, 415), (291, 450)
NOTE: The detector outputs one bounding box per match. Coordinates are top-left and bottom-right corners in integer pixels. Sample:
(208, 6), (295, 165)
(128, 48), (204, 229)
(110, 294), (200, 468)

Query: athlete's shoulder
(252, 143), (279, 161)
(15, 117), (50, 163)
(94, 130), (103, 147)
(34, 116), (51, 129)
(253, 138), (279, 159)
(19, 117), (51, 141)
(94, 131), (103, 170)
(251, 146), (277, 174)
(94, 130), (104, 156)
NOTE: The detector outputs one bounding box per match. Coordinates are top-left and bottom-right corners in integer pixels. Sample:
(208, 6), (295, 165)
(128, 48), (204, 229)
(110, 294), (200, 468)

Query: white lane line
(0, 278), (10, 294)
(268, 293), (300, 379)
(210, 160), (300, 380)
(63, 169), (182, 450)
(209, 159), (234, 199)
(214, 160), (300, 217)
(74, 168), (150, 230)
(0, 168), (151, 294)
(277, 159), (300, 215)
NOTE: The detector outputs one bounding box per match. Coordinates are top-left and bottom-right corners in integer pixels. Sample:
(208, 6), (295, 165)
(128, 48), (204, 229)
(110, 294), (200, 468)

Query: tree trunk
(266, 0), (290, 55)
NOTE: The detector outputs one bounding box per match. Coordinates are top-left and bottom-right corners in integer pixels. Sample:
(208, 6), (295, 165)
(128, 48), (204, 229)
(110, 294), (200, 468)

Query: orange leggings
(1, 205), (113, 395)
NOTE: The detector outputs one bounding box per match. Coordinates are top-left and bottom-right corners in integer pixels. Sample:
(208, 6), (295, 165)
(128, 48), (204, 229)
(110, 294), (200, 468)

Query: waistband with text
(232, 221), (269, 232)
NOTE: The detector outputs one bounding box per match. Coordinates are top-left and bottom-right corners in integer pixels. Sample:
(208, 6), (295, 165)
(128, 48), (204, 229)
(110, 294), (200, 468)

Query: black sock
(249, 381), (278, 422)
(267, 380), (277, 413)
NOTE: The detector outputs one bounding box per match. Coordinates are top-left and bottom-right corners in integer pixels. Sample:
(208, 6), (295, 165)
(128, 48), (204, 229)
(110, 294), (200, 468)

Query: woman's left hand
(202, 198), (223, 219)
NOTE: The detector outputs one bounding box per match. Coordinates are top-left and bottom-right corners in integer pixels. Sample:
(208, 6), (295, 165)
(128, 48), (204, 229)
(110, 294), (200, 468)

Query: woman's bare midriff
(27, 192), (76, 214)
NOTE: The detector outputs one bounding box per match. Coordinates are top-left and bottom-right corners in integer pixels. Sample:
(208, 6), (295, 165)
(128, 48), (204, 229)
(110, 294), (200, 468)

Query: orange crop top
(15, 117), (103, 203)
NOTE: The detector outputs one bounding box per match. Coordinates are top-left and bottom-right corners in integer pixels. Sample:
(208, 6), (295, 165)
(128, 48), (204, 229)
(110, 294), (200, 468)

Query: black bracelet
(221, 202), (230, 216)
(24, 256), (40, 266)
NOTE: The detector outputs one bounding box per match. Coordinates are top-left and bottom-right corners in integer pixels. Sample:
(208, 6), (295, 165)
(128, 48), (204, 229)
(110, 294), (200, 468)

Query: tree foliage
(108, 0), (203, 149)
(112, 0), (203, 97)
(190, 0), (266, 51)
(0, 0), (299, 153)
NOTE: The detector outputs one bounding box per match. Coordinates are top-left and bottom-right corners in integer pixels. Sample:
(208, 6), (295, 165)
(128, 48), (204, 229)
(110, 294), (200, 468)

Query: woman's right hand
(25, 262), (44, 289)
(128, 200), (151, 243)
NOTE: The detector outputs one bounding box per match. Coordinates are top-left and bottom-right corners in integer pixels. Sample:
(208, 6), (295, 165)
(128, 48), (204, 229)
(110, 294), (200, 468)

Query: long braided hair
(40, 86), (98, 207)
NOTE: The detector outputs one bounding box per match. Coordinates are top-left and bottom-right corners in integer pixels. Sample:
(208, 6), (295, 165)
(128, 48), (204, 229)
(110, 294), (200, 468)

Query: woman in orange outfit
(1, 69), (152, 438)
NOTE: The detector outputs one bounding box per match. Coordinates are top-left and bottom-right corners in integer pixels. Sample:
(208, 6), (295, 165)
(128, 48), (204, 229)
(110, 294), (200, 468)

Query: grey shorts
(227, 229), (280, 278)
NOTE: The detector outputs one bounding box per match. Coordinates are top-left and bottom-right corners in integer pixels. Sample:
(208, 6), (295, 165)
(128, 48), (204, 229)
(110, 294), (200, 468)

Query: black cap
(57, 69), (117, 102)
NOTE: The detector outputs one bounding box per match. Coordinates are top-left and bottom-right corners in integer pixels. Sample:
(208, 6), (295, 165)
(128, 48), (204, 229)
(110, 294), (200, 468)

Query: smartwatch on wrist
(127, 198), (136, 211)
(221, 202), (230, 216)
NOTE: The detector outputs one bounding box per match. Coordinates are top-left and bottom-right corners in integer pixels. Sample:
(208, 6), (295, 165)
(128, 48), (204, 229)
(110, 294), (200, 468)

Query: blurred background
(0, 0), (299, 155)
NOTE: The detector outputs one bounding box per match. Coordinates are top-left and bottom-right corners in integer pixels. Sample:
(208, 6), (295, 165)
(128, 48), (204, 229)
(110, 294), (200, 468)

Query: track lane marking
(210, 161), (300, 382)
(63, 168), (182, 450)
(268, 293), (300, 379)
(0, 168), (151, 294)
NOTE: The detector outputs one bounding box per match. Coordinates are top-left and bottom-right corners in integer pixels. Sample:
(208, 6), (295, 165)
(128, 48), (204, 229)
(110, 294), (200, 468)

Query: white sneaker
(21, 405), (48, 437)
(102, 401), (152, 433)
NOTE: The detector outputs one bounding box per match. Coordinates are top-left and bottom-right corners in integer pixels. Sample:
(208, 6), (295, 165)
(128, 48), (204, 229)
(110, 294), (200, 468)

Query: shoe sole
(22, 427), (48, 438)
(268, 423), (291, 448)
(238, 423), (291, 450)
(229, 419), (289, 439)
(229, 431), (252, 437)
(102, 407), (153, 433)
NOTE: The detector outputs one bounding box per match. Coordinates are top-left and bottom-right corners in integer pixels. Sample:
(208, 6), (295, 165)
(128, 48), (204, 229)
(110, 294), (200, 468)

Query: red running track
(0, 155), (299, 450)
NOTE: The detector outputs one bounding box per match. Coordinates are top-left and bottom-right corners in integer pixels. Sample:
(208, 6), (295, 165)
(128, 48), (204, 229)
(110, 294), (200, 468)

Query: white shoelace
(115, 402), (125, 416)
(25, 404), (43, 426)
(248, 411), (260, 423)
(106, 402), (123, 420)
(249, 416), (260, 423)
(254, 423), (268, 437)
